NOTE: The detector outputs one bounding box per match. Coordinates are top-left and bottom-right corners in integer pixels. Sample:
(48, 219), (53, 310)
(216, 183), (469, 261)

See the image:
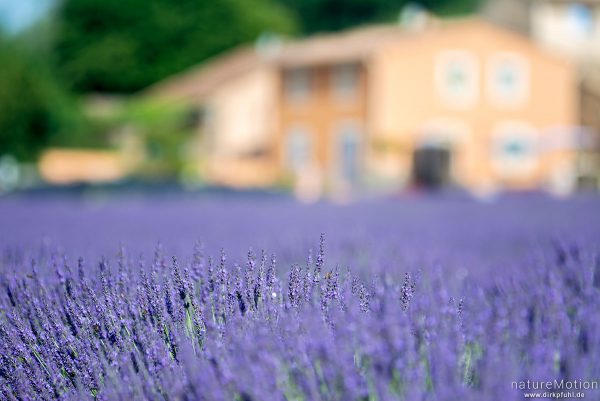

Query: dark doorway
(412, 146), (452, 188)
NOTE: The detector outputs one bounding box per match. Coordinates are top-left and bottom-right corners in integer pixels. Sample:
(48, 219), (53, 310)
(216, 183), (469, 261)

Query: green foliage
(95, 98), (198, 178)
(419, 0), (482, 16)
(1, 0), (484, 164)
(278, 0), (483, 34)
(0, 39), (88, 161)
(54, 0), (297, 93)
(278, 0), (407, 33)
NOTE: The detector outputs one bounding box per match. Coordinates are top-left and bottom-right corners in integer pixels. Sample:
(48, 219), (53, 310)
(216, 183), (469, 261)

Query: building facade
(483, 0), (600, 190)
(149, 19), (582, 197)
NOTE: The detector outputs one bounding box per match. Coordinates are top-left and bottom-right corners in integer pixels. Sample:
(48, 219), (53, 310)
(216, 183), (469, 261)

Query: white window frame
(434, 50), (479, 109)
(419, 118), (471, 147)
(486, 52), (530, 108)
(491, 122), (539, 178)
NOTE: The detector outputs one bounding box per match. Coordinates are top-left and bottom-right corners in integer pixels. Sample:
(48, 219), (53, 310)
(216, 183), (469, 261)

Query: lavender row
(1, 232), (599, 400)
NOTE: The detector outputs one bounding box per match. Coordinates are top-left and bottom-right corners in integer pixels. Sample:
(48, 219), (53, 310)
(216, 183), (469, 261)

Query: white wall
(207, 65), (279, 157)
(531, 2), (600, 62)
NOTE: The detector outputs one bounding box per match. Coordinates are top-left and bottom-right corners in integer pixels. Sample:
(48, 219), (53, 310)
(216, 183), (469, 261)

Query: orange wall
(368, 21), (578, 191)
(277, 64), (368, 180)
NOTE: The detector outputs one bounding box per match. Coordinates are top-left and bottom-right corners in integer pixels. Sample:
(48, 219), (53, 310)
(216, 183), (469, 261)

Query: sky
(0, 0), (54, 33)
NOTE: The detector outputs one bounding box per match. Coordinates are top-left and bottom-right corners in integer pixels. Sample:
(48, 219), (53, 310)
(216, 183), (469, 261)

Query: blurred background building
(482, 0), (600, 190)
(0, 0), (598, 198)
(148, 18), (586, 197)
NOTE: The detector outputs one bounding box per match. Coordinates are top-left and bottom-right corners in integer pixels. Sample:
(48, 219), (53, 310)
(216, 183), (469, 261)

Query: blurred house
(482, 0), (600, 189)
(148, 18), (585, 197)
(145, 49), (281, 188)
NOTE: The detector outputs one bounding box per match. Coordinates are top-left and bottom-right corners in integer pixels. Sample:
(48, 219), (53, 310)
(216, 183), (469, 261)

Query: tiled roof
(276, 25), (411, 67)
(145, 24), (423, 101)
(145, 47), (264, 101)
(146, 18), (563, 101)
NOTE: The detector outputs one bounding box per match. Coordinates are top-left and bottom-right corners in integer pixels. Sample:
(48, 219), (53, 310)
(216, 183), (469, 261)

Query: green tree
(419, 0), (481, 16)
(278, 0), (405, 33)
(278, 0), (482, 34)
(54, 0), (296, 93)
(0, 39), (87, 161)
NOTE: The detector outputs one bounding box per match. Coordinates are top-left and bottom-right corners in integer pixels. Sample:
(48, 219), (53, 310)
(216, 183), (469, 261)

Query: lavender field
(1, 195), (600, 400)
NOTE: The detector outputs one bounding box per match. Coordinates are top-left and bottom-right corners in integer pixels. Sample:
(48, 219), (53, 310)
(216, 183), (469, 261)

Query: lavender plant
(0, 195), (599, 400)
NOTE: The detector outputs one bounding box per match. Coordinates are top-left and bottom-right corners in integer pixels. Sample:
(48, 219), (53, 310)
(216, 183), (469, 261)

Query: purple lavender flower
(0, 196), (598, 400)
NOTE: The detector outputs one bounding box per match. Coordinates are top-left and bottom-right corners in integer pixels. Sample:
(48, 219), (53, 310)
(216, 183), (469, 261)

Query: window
(332, 63), (359, 99)
(435, 51), (479, 108)
(566, 3), (595, 38)
(284, 68), (311, 101)
(286, 127), (312, 172)
(492, 123), (538, 177)
(335, 123), (361, 184)
(487, 52), (530, 107)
